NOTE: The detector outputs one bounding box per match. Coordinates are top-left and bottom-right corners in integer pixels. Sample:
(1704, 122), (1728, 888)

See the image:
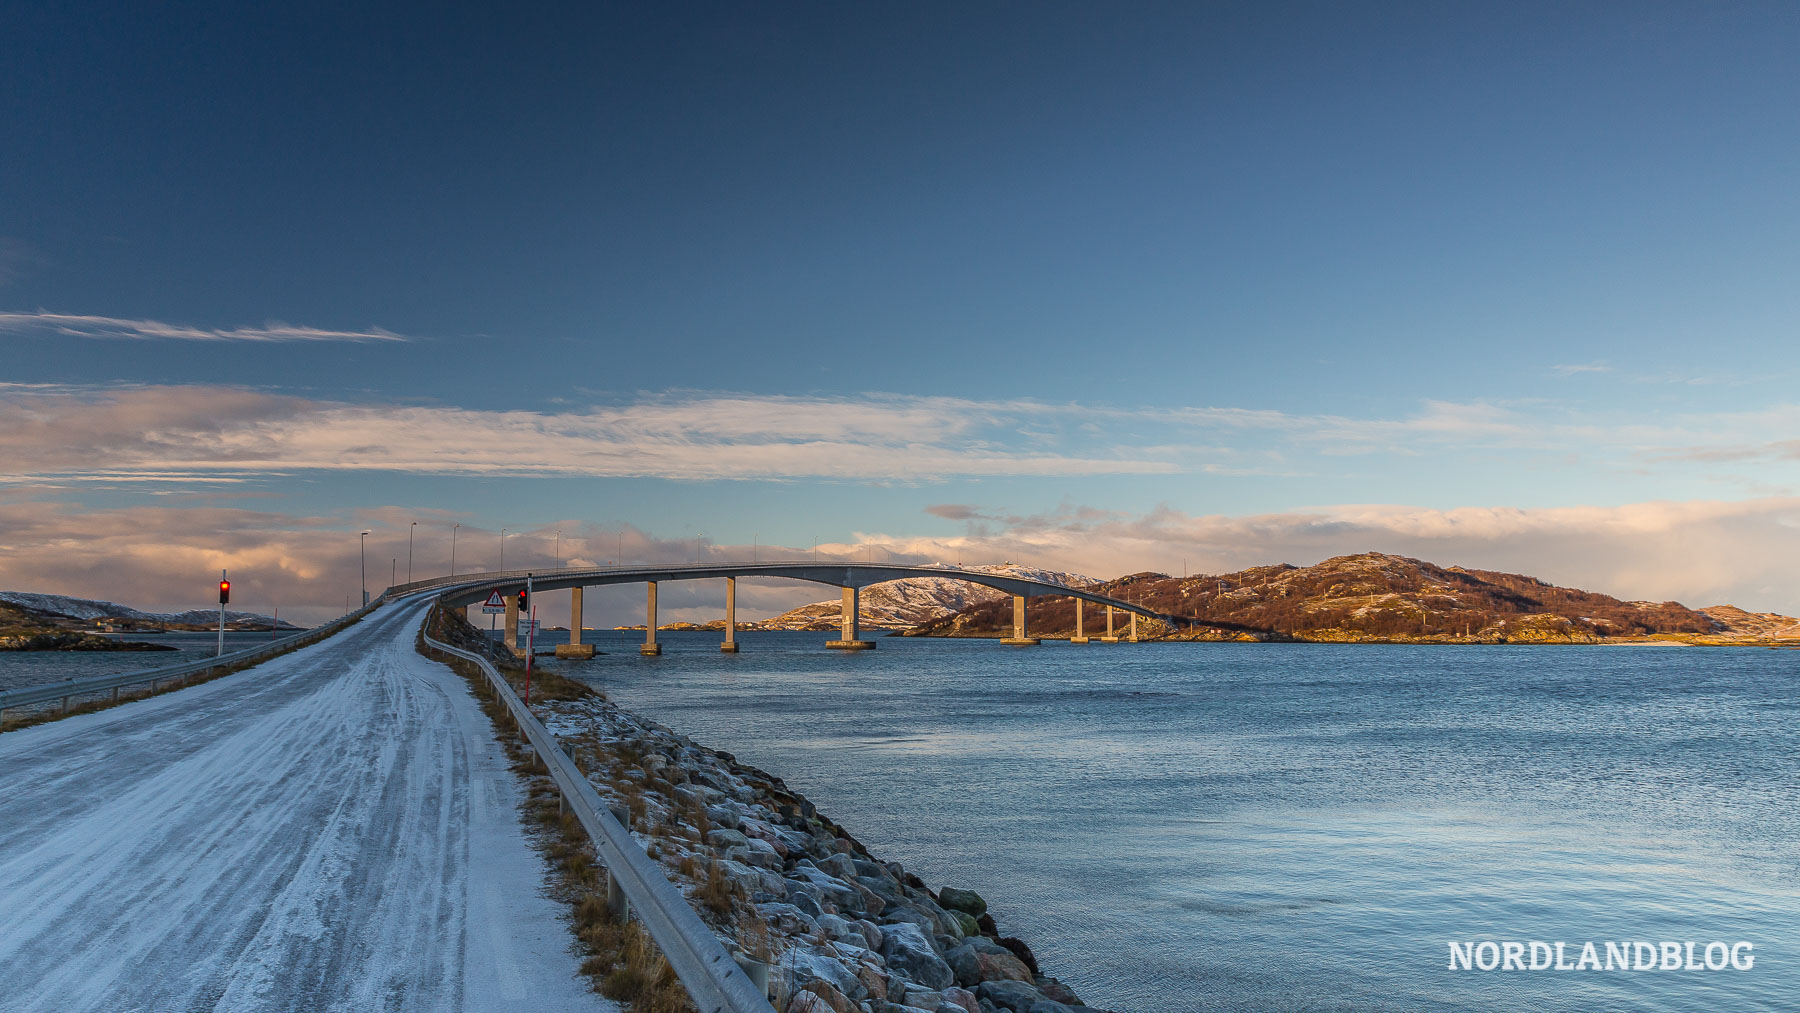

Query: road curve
(0, 594), (609, 1013)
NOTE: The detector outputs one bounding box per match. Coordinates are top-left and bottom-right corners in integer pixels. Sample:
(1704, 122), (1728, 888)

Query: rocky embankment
(539, 694), (1100, 1013)
(430, 609), (1103, 1013)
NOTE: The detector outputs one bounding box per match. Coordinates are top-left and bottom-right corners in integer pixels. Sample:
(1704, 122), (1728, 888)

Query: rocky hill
(0, 591), (303, 633)
(904, 552), (1796, 644)
(1698, 604), (1800, 639)
(750, 564), (1099, 631)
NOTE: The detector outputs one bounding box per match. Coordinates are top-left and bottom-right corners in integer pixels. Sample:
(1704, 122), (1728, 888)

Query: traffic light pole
(217, 568), (228, 657)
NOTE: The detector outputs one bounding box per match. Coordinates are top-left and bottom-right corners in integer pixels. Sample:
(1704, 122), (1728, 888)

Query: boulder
(975, 980), (1045, 1013)
(754, 901), (818, 936)
(879, 921), (955, 990)
(818, 852), (861, 880)
(1033, 978), (1080, 1005)
(706, 828), (750, 850)
(851, 917), (884, 951)
(787, 889), (824, 919)
(937, 888), (987, 917)
(782, 952), (868, 1003)
(996, 938), (1039, 975)
(945, 910), (980, 938)
(941, 986), (982, 1013)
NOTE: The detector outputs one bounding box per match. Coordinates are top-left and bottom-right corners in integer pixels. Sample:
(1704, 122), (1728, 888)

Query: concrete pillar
(557, 586), (595, 659)
(504, 594), (522, 656)
(827, 586), (874, 650)
(721, 577), (739, 652)
(1071, 598), (1089, 644)
(1101, 605), (1120, 643)
(1002, 593), (1039, 645)
(641, 582), (662, 655)
(1129, 611), (1140, 642)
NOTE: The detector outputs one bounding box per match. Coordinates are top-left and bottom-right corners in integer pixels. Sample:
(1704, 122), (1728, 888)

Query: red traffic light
(516, 590), (529, 608)
(218, 579), (231, 605)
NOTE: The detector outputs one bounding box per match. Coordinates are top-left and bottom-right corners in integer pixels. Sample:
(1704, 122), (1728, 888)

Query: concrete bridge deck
(405, 561), (1178, 655)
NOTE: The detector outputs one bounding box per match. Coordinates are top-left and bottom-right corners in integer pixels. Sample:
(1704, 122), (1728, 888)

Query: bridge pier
(1101, 605), (1120, 643)
(504, 594), (524, 657)
(1001, 594), (1039, 645)
(721, 577), (739, 652)
(1129, 611), (1140, 642)
(826, 586), (874, 650)
(1071, 598), (1089, 643)
(557, 587), (595, 659)
(641, 582), (662, 655)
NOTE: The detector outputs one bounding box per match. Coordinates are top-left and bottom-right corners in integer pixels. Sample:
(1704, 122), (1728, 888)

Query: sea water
(545, 632), (1799, 1012)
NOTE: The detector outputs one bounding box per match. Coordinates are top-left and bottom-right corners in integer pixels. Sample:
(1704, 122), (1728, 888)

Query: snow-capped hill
(754, 564), (1099, 631)
(0, 591), (303, 631)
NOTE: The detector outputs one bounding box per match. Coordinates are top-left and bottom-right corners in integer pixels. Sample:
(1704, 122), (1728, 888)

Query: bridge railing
(0, 592), (396, 720)
(421, 616), (776, 1013)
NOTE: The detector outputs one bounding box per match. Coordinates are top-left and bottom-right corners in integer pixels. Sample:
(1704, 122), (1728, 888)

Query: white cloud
(0, 385), (1177, 482)
(0, 311), (407, 343)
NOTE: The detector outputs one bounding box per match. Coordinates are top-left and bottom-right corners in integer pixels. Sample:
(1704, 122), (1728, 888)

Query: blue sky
(5, 2), (1800, 620)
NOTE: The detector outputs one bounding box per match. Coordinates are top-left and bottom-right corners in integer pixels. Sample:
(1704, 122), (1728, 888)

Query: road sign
(517, 620), (539, 634)
(481, 589), (506, 614)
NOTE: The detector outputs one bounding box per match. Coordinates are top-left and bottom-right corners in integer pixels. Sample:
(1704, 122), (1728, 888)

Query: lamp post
(408, 521), (416, 583)
(556, 529), (562, 568)
(451, 523), (459, 576)
(359, 530), (371, 606)
(500, 528), (507, 570)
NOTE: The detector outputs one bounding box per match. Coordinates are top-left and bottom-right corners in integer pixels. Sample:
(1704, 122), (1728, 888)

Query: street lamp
(500, 528), (507, 569)
(451, 523), (459, 576)
(556, 529), (562, 567)
(408, 521), (416, 583)
(359, 530), (371, 606)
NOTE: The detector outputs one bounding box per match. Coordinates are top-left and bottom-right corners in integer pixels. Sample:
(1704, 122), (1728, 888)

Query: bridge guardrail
(0, 592), (396, 718)
(421, 617), (776, 1013)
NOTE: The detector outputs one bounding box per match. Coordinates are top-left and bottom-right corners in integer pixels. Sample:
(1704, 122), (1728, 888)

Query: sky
(4, 1), (1800, 624)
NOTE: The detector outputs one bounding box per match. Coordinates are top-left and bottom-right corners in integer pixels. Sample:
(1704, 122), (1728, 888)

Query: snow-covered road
(0, 595), (609, 1012)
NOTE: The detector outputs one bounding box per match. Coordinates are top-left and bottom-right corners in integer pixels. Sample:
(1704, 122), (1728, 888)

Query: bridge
(399, 561), (1179, 656)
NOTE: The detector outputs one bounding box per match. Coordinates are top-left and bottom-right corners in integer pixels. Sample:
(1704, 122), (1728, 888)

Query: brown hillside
(905, 552), (1728, 644)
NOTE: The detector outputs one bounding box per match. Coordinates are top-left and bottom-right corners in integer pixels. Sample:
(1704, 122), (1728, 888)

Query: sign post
(523, 573), (535, 705)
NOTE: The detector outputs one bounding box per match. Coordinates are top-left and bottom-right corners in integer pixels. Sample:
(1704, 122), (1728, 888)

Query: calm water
(0, 631), (295, 695)
(542, 632), (1799, 1012)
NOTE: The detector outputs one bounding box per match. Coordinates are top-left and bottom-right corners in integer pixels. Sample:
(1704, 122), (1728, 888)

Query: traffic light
(219, 579), (231, 605)
(516, 589), (529, 610)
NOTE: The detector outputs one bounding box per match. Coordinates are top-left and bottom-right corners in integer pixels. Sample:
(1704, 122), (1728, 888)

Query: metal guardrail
(0, 593), (397, 718)
(421, 619), (776, 1013)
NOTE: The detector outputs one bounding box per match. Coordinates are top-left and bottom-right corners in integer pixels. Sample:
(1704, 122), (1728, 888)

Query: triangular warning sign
(483, 590), (506, 607)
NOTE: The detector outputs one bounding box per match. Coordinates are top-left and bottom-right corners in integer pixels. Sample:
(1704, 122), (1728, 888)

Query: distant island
(0, 591), (302, 652)
(903, 552), (1800, 645)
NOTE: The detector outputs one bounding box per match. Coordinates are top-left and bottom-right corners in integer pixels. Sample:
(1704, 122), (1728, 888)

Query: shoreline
(534, 688), (1102, 1013)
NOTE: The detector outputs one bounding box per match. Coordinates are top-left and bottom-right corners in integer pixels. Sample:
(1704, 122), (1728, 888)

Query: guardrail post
(60, 695), (72, 713)
(110, 686), (120, 703)
(607, 869), (631, 921)
(734, 953), (770, 996)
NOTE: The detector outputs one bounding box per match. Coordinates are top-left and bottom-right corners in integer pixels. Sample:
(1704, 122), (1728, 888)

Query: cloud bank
(0, 311), (406, 343)
(5, 497), (1800, 627)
